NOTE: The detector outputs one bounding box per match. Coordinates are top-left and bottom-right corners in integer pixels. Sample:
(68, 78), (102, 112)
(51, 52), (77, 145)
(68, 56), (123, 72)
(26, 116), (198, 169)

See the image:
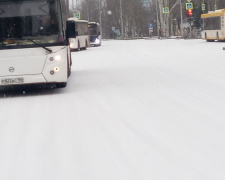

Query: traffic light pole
(187, 9), (193, 38)
(189, 17), (192, 37)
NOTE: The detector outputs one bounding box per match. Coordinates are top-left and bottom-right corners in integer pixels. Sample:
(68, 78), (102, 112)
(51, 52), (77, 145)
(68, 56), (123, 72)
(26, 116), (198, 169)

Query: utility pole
(99, 0), (102, 37)
(157, 0), (163, 37)
(72, 0), (74, 10)
(214, 0), (217, 10)
(179, 0), (184, 38)
(208, 0), (210, 11)
(66, 0), (69, 17)
(119, 0), (124, 38)
(86, 0), (89, 21)
(165, 0), (169, 38)
(155, 0), (159, 38)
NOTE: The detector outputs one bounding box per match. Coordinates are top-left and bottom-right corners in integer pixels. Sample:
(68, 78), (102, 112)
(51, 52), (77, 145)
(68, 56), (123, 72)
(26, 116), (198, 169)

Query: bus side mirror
(98, 32), (101, 35)
(66, 20), (76, 39)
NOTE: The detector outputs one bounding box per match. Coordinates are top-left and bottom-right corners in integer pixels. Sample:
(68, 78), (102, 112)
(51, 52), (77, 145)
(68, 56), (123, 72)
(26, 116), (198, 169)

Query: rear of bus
(201, 9), (225, 42)
(88, 22), (101, 46)
(0, 0), (72, 90)
(68, 18), (89, 51)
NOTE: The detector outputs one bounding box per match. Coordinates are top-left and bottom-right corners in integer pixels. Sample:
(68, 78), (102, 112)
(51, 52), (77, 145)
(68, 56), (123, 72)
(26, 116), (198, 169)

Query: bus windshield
(203, 16), (221, 30)
(0, 0), (63, 48)
(89, 28), (97, 36)
(88, 24), (98, 36)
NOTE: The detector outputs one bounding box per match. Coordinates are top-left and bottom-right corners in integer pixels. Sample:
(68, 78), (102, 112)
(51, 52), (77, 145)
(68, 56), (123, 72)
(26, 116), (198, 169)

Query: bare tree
(76, 0), (225, 39)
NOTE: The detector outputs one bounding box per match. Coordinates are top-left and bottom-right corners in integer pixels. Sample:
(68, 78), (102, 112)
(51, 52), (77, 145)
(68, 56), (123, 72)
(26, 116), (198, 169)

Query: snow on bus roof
(201, 9), (225, 18)
(68, 17), (88, 23)
(88, 22), (100, 25)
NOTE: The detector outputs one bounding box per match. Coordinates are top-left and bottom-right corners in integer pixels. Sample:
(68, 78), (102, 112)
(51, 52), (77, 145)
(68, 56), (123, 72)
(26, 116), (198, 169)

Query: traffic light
(187, 9), (193, 17)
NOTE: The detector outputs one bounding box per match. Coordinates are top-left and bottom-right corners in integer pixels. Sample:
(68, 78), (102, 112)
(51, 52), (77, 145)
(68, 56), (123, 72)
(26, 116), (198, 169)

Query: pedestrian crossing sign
(186, 3), (193, 10)
(202, 4), (205, 11)
(74, 13), (80, 19)
(163, 7), (169, 14)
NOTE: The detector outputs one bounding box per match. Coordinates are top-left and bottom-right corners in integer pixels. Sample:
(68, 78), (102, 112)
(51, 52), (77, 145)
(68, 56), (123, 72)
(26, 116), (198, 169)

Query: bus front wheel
(56, 82), (67, 88)
(67, 59), (71, 77)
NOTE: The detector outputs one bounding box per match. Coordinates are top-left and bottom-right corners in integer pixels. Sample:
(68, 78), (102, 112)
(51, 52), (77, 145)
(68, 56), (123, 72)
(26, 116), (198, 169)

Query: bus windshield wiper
(26, 39), (52, 53)
(0, 38), (52, 52)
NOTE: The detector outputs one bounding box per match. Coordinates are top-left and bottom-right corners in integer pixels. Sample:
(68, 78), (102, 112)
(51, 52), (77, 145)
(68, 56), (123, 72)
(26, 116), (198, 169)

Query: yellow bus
(201, 9), (225, 42)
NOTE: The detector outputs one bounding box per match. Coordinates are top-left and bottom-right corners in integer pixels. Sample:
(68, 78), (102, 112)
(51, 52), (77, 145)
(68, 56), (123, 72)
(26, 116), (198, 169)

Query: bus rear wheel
(78, 41), (80, 50)
(206, 33), (214, 42)
(83, 40), (87, 50)
(216, 32), (219, 41)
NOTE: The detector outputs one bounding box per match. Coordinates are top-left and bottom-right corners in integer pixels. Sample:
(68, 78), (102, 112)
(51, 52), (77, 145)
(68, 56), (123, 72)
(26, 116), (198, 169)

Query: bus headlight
(70, 44), (74, 48)
(54, 67), (59, 72)
(95, 38), (100, 44)
(55, 55), (61, 61)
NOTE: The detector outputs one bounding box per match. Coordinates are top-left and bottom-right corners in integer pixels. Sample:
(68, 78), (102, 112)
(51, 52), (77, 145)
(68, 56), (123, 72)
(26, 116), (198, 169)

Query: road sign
(149, 24), (153, 28)
(74, 13), (80, 19)
(202, 4), (205, 11)
(163, 7), (169, 14)
(186, 2), (193, 10)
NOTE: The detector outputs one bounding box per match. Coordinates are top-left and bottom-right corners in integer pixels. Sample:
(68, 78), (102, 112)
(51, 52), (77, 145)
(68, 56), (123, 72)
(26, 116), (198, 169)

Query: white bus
(88, 22), (102, 46)
(201, 9), (225, 42)
(67, 18), (89, 51)
(0, 0), (73, 89)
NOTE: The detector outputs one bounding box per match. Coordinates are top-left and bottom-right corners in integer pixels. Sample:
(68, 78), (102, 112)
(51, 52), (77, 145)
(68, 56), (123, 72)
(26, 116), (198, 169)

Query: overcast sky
(69, 0), (80, 9)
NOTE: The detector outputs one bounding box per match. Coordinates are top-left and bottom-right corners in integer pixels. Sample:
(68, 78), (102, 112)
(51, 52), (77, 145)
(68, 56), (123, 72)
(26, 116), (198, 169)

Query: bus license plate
(1, 78), (24, 85)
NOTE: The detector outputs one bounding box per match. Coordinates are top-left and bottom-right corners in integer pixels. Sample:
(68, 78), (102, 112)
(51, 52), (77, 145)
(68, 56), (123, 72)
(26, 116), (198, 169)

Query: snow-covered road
(1, 39), (225, 180)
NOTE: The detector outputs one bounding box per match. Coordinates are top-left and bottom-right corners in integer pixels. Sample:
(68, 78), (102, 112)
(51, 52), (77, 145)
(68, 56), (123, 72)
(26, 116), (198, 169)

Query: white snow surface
(1, 39), (225, 180)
